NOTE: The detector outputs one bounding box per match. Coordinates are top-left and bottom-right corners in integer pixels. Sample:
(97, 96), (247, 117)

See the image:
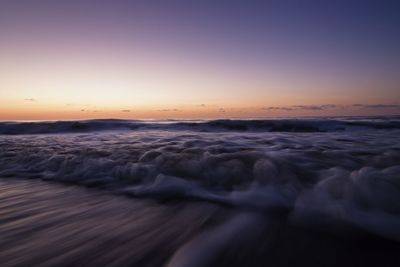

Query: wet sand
(0, 178), (399, 267)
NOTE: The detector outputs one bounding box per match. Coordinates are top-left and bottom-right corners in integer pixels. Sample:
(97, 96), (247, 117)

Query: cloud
(263, 104), (337, 111)
(292, 105), (324, 111)
(218, 108), (226, 113)
(353, 104), (400, 109)
(263, 103), (399, 112)
(157, 109), (180, 112)
(24, 98), (37, 102)
(262, 107), (294, 111)
(121, 110), (131, 112)
(293, 104), (338, 110)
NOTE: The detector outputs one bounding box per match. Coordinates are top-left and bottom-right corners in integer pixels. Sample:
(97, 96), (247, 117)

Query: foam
(0, 119), (399, 240)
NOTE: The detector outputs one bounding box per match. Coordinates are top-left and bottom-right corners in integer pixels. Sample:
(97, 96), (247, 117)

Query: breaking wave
(0, 117), (400, 134)
(0, 118), (400, 242)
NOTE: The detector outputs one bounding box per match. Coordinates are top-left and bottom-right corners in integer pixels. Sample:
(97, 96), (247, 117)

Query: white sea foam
(0, 118), (399, 240)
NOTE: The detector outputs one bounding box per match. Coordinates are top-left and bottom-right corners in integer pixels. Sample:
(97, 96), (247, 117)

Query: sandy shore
(0, 178), (399, 267)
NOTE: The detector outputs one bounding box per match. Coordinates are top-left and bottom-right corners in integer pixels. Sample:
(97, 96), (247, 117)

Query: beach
(0, 178), (399, 267)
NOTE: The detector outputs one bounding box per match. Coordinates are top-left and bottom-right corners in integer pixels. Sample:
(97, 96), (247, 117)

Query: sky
(0, 0), (399, 120)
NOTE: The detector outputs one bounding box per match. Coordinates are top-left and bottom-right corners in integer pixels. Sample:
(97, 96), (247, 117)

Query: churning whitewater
(0, 117), (400, 244)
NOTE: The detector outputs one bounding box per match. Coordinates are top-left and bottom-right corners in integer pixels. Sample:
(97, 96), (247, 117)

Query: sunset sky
(0, 0), (399, 120)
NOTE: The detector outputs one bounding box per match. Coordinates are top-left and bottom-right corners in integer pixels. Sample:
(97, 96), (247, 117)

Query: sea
(0, 117), (399, 266)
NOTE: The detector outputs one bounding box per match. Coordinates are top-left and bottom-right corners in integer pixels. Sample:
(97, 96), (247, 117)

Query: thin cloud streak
(263, 103), (399, 112)
(156, 109), (180, 112)
(263, 104), (337, 111)
(353, 104), (400, 109)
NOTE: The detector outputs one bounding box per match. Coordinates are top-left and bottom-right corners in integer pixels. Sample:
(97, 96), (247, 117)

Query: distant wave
(1, 117), (400, 134)
(0, 119), (142, 134)
(0, 125), (400, 241)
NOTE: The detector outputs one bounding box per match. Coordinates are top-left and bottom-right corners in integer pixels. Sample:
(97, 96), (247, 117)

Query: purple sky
(0, 0), (399, 119)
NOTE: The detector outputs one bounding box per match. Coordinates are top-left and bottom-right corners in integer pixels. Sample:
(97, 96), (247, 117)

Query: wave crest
(1, 117), (400, 134)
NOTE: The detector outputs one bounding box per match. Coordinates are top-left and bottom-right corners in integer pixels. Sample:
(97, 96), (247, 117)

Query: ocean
(0, 117), (399, 266)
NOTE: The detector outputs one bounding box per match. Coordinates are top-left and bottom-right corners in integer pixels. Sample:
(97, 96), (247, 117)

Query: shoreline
(0, 178), (399, 267)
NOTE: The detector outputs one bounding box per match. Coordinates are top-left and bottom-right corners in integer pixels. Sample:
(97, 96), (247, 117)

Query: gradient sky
(0, 0), (399, 119)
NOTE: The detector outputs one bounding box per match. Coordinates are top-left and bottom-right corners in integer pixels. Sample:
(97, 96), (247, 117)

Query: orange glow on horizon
(1, 40), (399, 120)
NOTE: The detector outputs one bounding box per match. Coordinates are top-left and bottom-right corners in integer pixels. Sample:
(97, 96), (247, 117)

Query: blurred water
(0, 178), (399, 267)
(0, 118), (400, 266)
